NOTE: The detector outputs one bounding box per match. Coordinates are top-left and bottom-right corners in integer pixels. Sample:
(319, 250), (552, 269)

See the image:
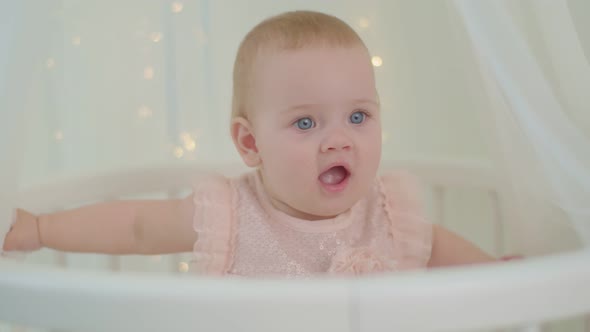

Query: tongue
(319, 167), (347, 185)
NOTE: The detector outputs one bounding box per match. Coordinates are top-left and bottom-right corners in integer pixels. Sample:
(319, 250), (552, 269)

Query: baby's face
(250, 45), (381, 219)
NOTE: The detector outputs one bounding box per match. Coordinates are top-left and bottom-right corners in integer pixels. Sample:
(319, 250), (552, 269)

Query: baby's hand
(2, 209), (42, 252)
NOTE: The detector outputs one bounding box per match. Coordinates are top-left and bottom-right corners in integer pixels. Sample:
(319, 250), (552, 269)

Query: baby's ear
(231, 117), (261, 167)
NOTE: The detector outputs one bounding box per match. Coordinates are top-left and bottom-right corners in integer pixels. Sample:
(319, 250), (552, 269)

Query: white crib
(1, 160), (589, 332)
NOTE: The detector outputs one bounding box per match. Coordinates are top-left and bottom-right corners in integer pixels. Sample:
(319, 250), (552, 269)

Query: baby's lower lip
(318, 174), (350, 193)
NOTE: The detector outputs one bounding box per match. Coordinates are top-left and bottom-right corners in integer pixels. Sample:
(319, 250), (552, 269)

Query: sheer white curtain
(0, 2), (58, 250)
(452, 0), (590, 253)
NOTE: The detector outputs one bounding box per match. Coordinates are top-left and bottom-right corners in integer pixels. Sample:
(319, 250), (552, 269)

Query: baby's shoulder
(190, 173), (233, 207)
(190, 171), (256, 204)
(191, 172), (229, 190)
(375, 170), (424, 212)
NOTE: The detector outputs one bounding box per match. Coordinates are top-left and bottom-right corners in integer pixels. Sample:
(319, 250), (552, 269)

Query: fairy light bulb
(137, 106), (153, 118)
(171, 2), (183, 13)
(54, 130), (64, 141)
(371, 56), (383, 67)
(143, 66), (154, 80)
(185, 140), (196, 151)
(173, 146), (184, 159)
(46, 58), (56, 69)
(150, 32), (162, 43)
(358, 17), (370, 29)
(178, 262), (189, 272)
(180, 132), (197, 151)
(71, 36), (81, 46)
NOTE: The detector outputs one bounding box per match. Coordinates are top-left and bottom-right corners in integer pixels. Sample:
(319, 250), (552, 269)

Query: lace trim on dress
(191, 176), (236, 275)
(379, 172), (433, 269)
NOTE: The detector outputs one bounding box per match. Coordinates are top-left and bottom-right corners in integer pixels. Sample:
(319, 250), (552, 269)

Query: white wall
(15, 0), (495, 186)
(5, 0), (586, 181)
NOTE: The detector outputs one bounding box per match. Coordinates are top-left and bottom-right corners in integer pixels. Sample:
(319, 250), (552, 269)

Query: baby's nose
(320, 131), (353, 153)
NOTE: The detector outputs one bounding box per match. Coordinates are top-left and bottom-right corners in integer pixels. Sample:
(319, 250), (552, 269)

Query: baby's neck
(267, 195), (339, 221)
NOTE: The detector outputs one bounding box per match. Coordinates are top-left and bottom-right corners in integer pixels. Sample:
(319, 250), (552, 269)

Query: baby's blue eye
(295, 117), (315, 130)
(350, 111), (366, 124)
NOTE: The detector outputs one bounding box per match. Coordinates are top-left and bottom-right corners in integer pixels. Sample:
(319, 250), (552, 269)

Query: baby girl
(2, 10), (503, 277)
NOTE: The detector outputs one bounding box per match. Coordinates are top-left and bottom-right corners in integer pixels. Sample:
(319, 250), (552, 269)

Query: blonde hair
(231, 11), (367, 121)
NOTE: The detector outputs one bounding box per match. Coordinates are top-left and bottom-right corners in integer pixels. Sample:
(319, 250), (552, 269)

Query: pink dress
(190, 171), (432, 278)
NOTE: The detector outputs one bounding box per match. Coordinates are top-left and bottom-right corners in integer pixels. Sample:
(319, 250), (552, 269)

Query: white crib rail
(15, 160), (499, 213)
(1, 249), (589, 332)
(1, 161), (589, 331)
(14, 163), (248, 213)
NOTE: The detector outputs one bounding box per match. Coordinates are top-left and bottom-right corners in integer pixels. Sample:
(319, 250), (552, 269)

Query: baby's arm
(2, 196), (196, 255)
(427, 224), (497, 268)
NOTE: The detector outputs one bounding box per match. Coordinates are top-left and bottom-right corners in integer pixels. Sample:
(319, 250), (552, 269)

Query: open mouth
(318, 165), (350, 191)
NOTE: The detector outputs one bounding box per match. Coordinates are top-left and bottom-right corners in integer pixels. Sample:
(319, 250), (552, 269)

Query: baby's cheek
(264, 134), (316, 174)
(277, 142), (309, 161)
(364, 131), (382, 156)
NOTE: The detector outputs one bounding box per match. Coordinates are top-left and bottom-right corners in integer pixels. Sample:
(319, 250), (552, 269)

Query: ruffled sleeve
(379, 171), (433, 269)
(191, 175), (236, 276)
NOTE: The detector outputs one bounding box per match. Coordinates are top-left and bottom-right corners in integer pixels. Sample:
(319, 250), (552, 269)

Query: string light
(185, 140), (196, 151)
(137, 106), (153, 118)
(171, 2), (184, 13)
(143, 66), (154, 80)
(46, 58), (56, 69)
(173, 146), (184, 159)
(371, 56), (383, 67)
(54, 130), (64, 141)
(71, 36), (81, 46)
(358, 17), (370, 29)
(150, 32), (163, 43)
(178, 262), (189, 273)
(180, 132), (197, 152)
